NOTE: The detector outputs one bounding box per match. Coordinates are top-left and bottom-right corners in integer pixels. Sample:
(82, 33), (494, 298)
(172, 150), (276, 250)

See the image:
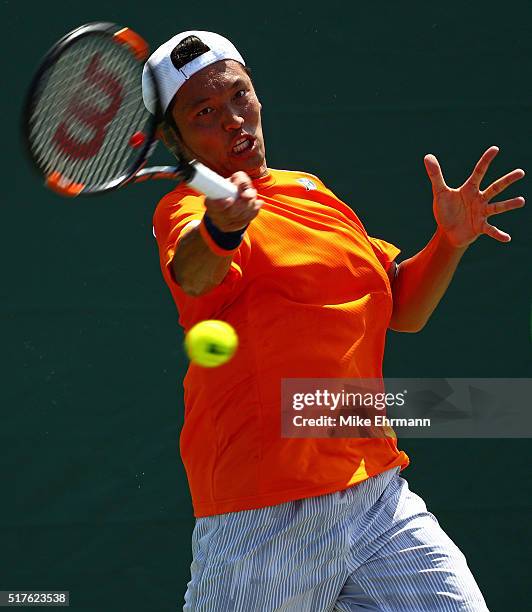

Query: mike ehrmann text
(293, 415), (431, 428)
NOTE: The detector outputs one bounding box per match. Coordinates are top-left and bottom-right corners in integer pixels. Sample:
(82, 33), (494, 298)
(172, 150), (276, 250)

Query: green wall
(2, 1), (531, 610)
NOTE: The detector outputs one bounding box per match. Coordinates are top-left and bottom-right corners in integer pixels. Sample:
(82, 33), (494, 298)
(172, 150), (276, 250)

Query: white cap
(142, 31), (246, 116)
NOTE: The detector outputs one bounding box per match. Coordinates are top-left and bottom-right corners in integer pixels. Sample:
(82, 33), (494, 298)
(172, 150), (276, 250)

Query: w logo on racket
(53, 54), (124, 160)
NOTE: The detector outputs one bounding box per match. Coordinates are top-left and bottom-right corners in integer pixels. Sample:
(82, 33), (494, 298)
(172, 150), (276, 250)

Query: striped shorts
(183, 468), (489, 611)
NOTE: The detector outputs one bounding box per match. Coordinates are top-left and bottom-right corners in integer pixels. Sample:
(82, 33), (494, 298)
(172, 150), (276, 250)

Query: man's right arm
(171, 171), (263, 297)
(171, 225), (234, 297)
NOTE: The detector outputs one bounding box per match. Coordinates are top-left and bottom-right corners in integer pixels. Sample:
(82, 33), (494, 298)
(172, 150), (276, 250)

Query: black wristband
(203, 214), (248, 251)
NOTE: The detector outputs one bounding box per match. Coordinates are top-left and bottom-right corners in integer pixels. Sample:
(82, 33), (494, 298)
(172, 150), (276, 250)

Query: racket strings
(28, 33), (152, 191)
(80, 39), (140, 186)
(38, 37), (104, 184)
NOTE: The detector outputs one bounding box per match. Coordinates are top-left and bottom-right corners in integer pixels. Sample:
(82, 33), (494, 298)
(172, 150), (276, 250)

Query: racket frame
(23, 22), (239, 201)
(22, 21), (158, 196)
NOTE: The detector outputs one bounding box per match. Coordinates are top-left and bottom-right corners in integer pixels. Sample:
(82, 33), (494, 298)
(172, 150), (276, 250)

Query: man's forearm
(389, 227), (468, 332)
(171, 224), (233, 297)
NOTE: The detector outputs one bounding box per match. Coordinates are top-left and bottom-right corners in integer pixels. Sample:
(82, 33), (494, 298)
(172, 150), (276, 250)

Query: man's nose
(222, 105), (244, 131)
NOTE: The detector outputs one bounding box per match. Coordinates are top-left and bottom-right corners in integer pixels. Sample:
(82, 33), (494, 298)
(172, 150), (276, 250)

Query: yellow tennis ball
(184, 320), (238, 368)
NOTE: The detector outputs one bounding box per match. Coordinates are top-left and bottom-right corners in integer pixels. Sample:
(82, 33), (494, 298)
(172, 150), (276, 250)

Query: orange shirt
(153, 168), (409, 517)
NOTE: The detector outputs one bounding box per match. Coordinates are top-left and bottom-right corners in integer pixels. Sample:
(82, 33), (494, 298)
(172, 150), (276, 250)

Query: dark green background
(2, 1), (531, 610)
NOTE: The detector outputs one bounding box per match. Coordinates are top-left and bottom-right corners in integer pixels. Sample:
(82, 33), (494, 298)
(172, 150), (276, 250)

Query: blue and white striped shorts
(183, 468), (489, 611)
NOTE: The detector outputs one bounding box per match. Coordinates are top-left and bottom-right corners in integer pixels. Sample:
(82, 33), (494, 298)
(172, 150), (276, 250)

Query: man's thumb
(424, 154), (447, 194)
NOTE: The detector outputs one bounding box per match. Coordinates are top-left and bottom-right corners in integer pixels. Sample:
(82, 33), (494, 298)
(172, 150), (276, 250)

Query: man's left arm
(388, 146), (525, 333)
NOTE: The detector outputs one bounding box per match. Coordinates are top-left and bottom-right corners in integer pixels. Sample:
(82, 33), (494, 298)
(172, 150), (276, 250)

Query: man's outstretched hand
(204, 171), (263, 232)
(424, 146), (525, 248)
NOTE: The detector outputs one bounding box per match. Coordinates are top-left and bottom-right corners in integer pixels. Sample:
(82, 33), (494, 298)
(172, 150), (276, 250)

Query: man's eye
(235, 89), (247, 99)
(197, 107), (214, 117)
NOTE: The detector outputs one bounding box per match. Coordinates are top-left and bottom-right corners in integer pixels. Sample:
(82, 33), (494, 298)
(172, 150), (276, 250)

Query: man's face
(169, 60), (267, 179)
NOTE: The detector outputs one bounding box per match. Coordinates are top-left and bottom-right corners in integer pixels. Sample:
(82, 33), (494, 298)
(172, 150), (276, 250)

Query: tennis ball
(184, 320), (238, 368)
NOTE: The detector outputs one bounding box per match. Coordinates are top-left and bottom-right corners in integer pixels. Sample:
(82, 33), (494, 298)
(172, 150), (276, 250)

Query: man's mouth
(231, 135), (255, 155)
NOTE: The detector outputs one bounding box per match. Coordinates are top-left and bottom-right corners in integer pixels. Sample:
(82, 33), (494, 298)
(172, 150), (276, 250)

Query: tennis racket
(22, 22), (238, 200)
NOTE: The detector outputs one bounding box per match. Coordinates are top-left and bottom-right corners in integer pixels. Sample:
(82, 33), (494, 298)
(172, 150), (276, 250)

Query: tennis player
(143, 31), (525, 611)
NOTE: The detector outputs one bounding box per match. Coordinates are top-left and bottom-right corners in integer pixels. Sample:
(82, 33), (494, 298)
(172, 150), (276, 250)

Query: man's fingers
(240, 186), (258, 200)
(230, 171), (254, 191)
(214, 205), (262, 231)
(424, 154), (447, 196)
(482, 168), (525, 201)
(205, 197), (234, 211)
(206, 191), (261, 215)
(482, 220), (511, 242)
(206, 172), (261, 233)
(229, 197), (263, 221)
(486, 196), (525, 217)
(465, 146), (499, 189)
(230, 171), (262, 202)
(204, 195), (263, 232)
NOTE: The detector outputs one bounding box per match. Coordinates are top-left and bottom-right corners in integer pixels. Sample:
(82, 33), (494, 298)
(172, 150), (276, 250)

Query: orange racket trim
(113, 28), (149, 61)
(46, 171), (85, 197)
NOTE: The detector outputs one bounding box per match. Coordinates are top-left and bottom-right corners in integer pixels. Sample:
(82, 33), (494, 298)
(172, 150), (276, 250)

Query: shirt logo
(297, 178), (317, 191)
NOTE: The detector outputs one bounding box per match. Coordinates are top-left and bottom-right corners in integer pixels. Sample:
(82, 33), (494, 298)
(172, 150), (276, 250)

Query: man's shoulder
(157, 183), (203, 207)
(152, 184), (204, 232)
(154, 184), (204, 217)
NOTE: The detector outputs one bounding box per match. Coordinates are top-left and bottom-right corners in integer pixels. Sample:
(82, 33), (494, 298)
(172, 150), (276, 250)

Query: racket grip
(188, 162), (239, 200)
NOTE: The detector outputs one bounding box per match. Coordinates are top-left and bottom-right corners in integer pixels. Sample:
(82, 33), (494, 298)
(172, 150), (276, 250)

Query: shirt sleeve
(366, 236), (401, 274)
(153, 190), (250, 327)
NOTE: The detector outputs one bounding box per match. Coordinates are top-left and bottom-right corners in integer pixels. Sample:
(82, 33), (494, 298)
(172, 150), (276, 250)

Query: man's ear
(157, 123), (176, 148)
(158, 120), (193, 162)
